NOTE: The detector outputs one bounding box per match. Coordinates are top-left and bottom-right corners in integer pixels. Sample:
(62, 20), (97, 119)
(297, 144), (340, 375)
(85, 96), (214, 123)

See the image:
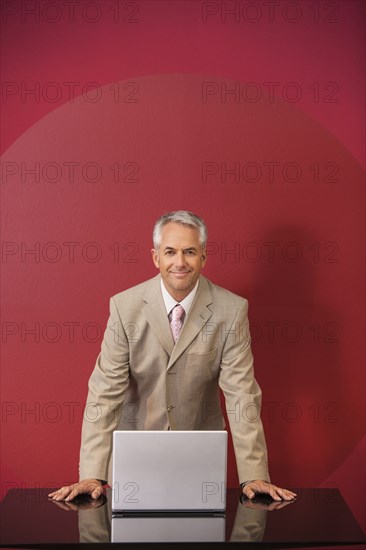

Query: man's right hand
(48, 479), (104, 502)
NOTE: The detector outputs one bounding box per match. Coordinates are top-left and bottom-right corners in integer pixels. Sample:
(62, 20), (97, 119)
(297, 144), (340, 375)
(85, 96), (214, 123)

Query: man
(50, 211), (296, 503)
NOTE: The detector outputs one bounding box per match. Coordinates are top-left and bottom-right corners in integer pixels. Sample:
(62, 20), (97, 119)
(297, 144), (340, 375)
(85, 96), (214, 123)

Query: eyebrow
(164, 246), (198, 252)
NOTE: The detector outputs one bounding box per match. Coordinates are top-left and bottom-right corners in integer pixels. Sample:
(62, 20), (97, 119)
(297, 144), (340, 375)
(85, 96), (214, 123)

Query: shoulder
(203, 277), (248, 307)
(112, 275), (159, 305)
(200, 277), (249, 320)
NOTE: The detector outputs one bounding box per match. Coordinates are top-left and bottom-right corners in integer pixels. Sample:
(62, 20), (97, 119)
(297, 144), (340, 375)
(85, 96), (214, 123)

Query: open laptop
(111, 430), (227, 513)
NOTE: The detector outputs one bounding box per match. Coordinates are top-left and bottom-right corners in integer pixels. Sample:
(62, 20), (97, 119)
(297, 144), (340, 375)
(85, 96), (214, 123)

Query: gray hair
(153, 211), (208, 249)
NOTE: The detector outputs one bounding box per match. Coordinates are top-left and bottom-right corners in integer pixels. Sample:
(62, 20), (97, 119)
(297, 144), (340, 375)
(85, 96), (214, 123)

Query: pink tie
(170, 304), (185, 343)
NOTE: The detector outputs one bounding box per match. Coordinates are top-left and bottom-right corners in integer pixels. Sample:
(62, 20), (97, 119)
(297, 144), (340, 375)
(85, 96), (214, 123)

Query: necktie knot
(170, 304), (185, 343)
(172, 304), (184, 322)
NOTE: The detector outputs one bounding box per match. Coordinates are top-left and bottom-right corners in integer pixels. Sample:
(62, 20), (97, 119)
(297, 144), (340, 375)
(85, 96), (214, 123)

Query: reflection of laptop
(111, 431), (227, 513)
(111, 515), (226, 543)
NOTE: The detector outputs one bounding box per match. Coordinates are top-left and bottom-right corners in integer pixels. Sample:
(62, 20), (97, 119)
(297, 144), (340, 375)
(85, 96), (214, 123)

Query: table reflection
(50, 490), (294, 543)
(2, 488), (364, 546)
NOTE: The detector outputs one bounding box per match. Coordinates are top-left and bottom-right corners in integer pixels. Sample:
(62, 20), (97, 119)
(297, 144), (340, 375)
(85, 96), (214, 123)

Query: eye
(185, 250), (196, 255)
(165, 250), (175, 255)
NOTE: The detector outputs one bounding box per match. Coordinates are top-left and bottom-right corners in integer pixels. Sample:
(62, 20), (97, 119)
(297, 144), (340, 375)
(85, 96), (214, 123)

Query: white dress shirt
(160, 278), (199, 319)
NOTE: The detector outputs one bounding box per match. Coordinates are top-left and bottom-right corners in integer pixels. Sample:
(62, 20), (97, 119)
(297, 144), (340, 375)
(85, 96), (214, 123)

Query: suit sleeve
(79, 297), (130, 481)
(218, 300), (270, 484)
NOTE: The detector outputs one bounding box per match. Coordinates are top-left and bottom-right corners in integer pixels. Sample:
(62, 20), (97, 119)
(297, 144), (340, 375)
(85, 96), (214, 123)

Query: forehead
(160, 222), (200, 247)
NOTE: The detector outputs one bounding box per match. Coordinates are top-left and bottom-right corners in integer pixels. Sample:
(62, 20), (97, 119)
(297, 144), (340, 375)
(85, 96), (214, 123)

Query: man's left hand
(242, 480), (296, 501)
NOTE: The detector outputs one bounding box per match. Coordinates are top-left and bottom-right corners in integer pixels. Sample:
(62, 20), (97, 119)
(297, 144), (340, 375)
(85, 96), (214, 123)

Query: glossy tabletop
(0, 488), (365, 548)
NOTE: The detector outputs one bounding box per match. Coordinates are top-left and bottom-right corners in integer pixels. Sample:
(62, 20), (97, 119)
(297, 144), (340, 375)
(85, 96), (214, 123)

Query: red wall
(1, 0), (365, 535)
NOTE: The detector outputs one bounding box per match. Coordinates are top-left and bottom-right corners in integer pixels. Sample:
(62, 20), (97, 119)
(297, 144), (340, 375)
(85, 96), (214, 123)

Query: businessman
(50, 211), (296, 502)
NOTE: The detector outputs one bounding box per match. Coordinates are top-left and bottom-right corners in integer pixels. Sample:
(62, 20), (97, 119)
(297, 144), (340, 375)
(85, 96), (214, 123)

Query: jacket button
(167, 405), (174, 412)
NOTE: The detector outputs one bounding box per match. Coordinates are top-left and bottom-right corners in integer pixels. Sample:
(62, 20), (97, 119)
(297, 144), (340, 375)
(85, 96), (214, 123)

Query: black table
(0, 488), (365, 548)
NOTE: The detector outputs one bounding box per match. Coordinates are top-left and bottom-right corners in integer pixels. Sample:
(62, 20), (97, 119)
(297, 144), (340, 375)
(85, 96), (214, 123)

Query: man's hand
(48, 479), (104, 502)
(241, 480), (296, 501)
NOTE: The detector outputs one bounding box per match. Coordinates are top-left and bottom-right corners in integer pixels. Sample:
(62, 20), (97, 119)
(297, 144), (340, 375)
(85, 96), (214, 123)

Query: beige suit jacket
(79, 275), (270, 484)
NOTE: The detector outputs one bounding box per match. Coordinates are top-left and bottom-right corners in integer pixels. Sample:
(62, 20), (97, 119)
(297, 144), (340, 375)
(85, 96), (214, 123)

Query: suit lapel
(142, 275), (174, 357)
(167, 276), (213, 369)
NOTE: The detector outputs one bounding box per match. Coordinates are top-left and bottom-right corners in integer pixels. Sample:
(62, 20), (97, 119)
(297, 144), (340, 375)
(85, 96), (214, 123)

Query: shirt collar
(160, 278), (199, 316)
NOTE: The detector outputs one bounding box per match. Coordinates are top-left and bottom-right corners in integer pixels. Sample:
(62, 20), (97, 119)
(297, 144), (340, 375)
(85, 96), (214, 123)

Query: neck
(168, 287), (191, 302)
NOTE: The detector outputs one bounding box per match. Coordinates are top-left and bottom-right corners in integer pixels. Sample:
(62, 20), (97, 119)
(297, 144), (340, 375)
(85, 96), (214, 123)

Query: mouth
(170, 271), (191, 278)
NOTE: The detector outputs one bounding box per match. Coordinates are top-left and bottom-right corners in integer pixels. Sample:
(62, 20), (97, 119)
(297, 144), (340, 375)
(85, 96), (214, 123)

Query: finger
(65, 485), (85, 502)
(49, 486), (75, 501)
(268, 486), (282, 501)
(242, 480), (266, 498)
(65, 480), (101, 501)
(247, 482), (281, 500)
(91, 485), (103, 500)
(245, 480), (278, 499)
(242, 485), (256, 499)
(272, 486), (297, 501)
(48, 487), (68, 498)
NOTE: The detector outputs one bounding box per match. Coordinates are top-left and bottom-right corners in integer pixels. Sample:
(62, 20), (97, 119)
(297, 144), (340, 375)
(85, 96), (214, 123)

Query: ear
(201, 248), (207, 267)
(151, 248), (160, 269)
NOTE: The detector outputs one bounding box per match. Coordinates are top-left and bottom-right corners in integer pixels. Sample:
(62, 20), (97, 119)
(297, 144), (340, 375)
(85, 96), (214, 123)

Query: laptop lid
(111, 430), (227, 512)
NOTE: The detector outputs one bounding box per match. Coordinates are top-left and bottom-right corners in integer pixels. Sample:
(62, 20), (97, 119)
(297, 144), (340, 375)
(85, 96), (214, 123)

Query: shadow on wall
(246, 224), (354, 487)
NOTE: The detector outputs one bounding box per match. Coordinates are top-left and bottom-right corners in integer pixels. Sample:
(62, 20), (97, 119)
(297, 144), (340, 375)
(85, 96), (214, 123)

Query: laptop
(111, 430), (227, 513)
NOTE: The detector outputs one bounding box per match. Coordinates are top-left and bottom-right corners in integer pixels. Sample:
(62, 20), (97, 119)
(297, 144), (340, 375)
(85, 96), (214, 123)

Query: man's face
(151, 222), (207, 301)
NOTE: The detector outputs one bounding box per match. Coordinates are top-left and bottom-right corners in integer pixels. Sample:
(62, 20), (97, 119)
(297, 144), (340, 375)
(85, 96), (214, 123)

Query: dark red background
(1, 0), (365, 538)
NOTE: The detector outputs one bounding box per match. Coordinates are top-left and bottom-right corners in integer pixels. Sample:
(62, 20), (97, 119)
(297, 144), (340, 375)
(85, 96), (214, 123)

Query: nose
(174, 251), (186, 269)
